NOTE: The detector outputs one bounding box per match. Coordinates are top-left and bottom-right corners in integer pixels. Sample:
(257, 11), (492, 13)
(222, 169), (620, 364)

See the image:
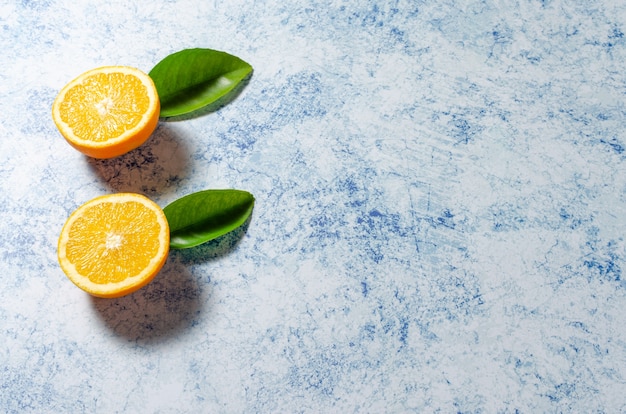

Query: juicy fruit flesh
(52, 66), (160, 159)
(65, 201), (163, 284)
(58, 193), (170, 298)
(59, 72), (151, 143)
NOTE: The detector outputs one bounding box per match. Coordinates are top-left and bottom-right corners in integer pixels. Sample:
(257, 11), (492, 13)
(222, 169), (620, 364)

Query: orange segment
(58, 193), (170, 298)
(52, 66), (160, 159)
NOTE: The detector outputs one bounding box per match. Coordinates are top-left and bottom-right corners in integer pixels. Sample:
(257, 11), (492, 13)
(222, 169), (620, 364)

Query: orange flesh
(65, 201), (162, 283)
(59, 73), (152, 143)
(58, 193), (169, 298)
(52, 66), (160, 159)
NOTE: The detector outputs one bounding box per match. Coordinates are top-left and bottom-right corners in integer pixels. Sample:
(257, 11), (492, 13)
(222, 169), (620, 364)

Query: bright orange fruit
(52, 66), (160, 159)
(58, 193), (170, 298)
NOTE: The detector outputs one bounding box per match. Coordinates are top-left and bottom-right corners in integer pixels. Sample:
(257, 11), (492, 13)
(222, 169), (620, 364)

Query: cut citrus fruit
(58, 193), (170, 298)
(52, 66), (160, 159)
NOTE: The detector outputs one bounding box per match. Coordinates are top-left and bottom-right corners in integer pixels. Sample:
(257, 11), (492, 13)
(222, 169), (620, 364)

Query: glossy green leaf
(149, 48), (253, 118)
(163, 189), (255, 249)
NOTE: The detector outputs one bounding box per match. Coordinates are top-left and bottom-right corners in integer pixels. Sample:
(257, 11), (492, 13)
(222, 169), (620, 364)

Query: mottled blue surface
(1, 0), (625, 412)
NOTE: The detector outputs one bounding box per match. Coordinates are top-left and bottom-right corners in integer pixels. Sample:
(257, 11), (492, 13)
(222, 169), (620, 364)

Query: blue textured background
(1, 1), (625, 412)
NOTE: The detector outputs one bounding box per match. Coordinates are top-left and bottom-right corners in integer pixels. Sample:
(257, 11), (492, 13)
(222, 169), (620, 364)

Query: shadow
(90, 256), (204, 344)
(86, 123), (191, 197)
(173, 212), (253, 266)
(159, 72), (253, 122)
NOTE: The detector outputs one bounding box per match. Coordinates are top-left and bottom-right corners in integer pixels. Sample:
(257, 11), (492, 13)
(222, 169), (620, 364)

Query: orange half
(58, 193), (170, 298)
(52, 66), (160, 159)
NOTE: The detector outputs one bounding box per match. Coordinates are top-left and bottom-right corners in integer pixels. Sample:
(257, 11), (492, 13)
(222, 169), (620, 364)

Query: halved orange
(58, 193), (170, 298)
(52, 66), (160, 159)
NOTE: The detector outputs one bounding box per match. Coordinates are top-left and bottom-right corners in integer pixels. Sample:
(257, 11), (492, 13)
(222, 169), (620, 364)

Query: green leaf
(149, 48), (253, 118)
(163, 189), (255, 249)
